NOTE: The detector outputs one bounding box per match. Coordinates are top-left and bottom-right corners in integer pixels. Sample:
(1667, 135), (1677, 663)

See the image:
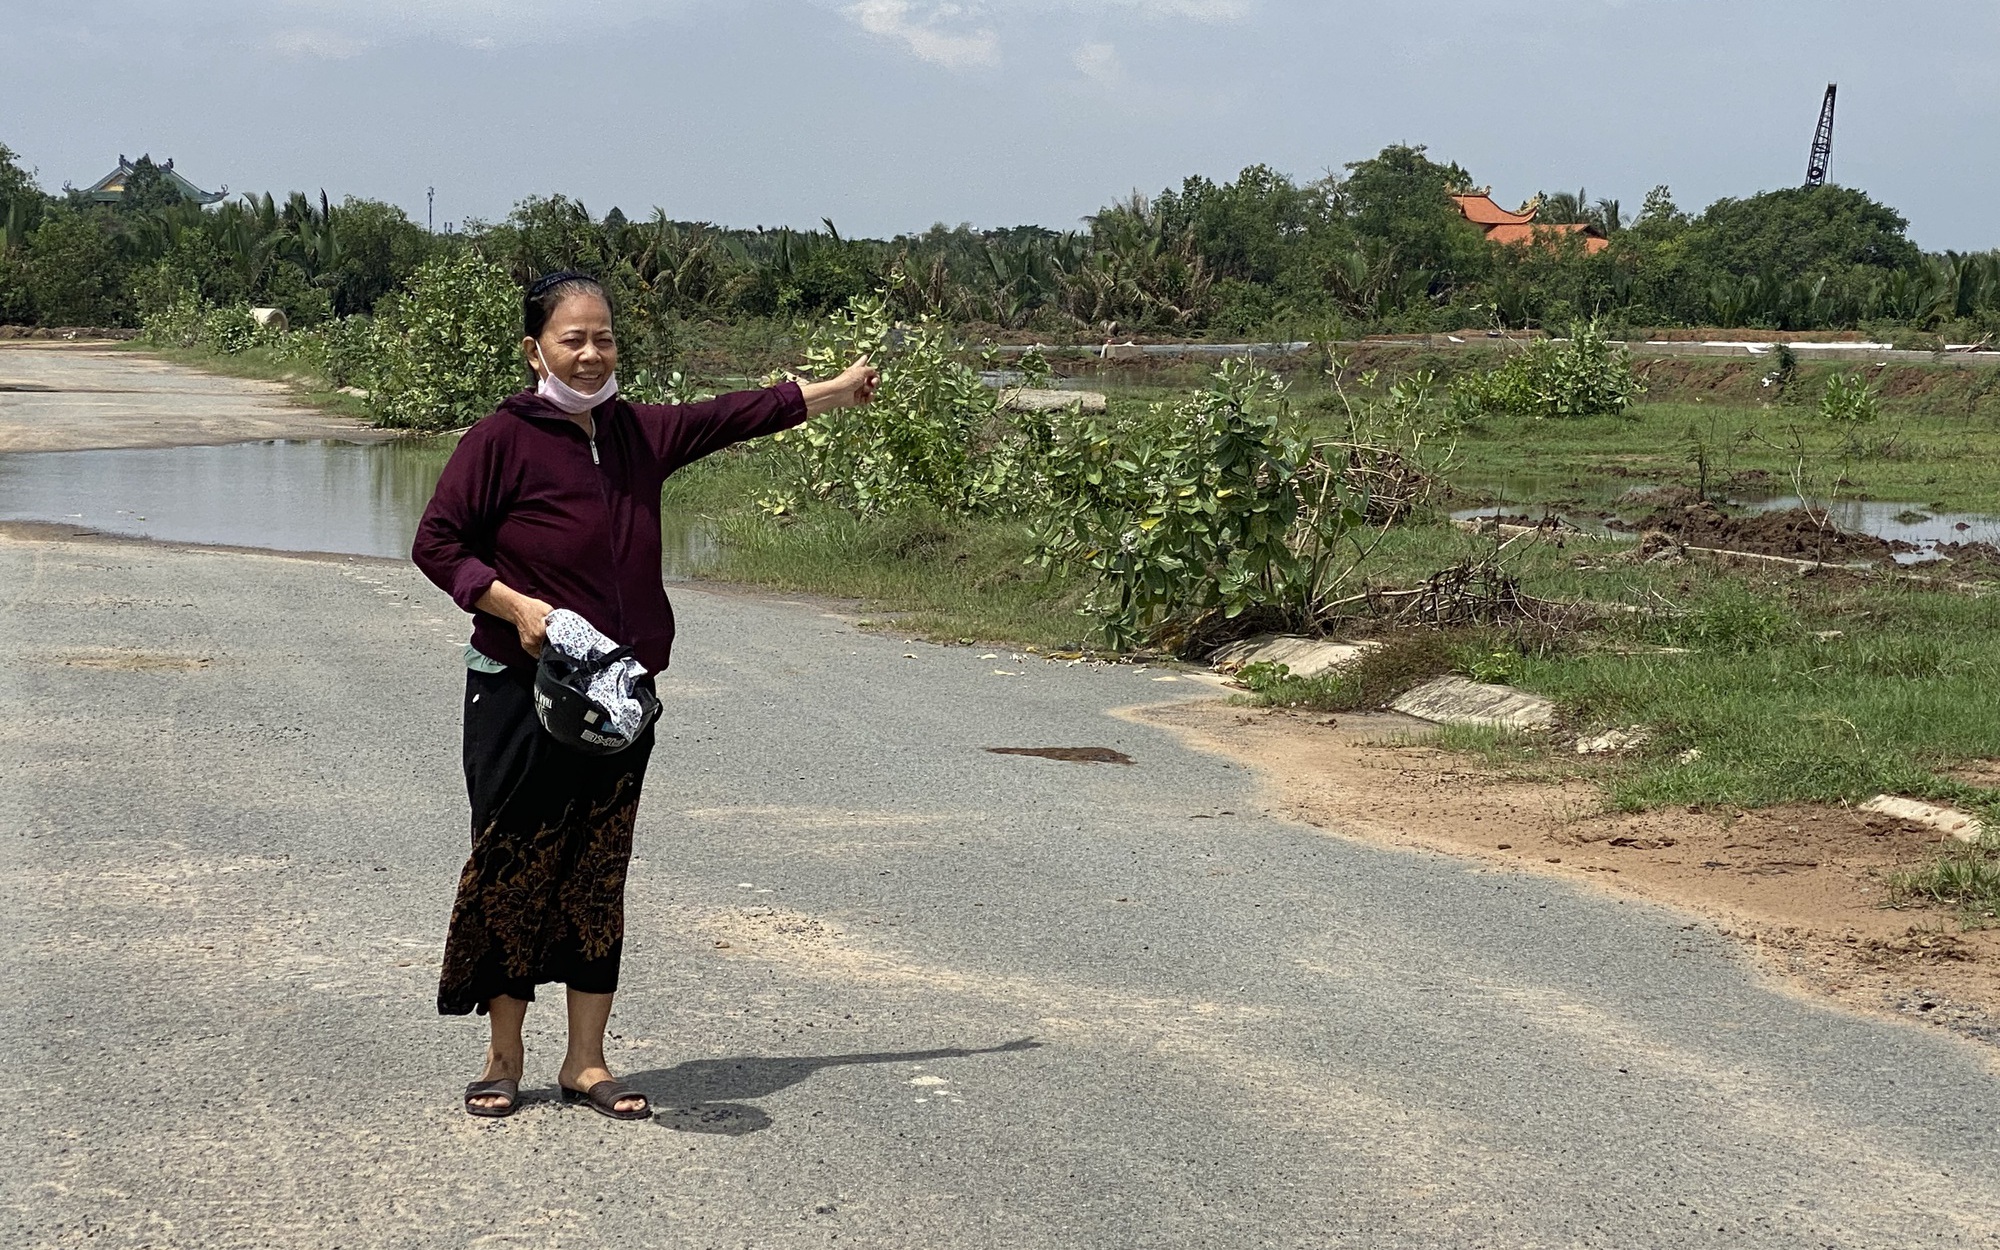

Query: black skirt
(437, 666), (657, 1016)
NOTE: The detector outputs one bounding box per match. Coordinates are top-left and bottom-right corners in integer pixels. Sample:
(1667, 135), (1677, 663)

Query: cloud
(1072, 40), (1124, 85)
(265, 26), (372, 59)
(844, 1), (1001, 67)
(837, 0), (1251, 67)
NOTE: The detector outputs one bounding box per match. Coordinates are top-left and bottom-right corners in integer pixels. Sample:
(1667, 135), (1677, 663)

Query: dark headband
(527, 269), (601, 299)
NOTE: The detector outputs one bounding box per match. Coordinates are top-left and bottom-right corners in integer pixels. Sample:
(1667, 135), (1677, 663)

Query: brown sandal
(561, 1078), (651, 1121)
(463, 1078), (520, 1119)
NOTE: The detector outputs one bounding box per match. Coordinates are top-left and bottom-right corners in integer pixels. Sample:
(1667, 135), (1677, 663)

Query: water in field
(1731, 495), (2000, 560)
(1448, 476), (2000, 563)
(0, 439), (723, 575)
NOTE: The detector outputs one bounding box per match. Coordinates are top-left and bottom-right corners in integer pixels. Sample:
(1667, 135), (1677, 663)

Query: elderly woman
(413, 270), (878, 1120)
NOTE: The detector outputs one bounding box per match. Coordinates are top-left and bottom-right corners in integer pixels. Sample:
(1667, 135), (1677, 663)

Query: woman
(413, 270), (878, 1120)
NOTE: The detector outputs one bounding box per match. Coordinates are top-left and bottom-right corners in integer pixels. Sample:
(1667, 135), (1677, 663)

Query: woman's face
(525, 292), (617, 395)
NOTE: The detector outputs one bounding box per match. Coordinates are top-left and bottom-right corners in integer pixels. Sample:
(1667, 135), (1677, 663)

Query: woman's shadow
(624, 1036), (1043, 1135)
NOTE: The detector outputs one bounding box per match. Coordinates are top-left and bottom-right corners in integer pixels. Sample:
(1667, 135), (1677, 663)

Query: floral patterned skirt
(437, 667), (656, 1016)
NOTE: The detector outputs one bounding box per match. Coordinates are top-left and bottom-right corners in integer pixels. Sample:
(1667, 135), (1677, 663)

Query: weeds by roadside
(1891, 845), (2000, 925)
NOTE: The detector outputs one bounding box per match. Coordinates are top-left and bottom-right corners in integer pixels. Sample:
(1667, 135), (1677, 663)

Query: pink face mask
(534, 343), (619, 415)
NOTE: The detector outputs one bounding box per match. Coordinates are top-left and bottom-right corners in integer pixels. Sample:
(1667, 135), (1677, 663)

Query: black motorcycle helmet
(533, 645), (661, 755)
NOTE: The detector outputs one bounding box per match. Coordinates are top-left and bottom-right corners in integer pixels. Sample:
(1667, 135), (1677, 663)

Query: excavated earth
(1618, 497), (1909, 562)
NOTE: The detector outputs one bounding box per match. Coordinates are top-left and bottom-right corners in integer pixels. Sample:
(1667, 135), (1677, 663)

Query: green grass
(663, 452), (1092, 651)
(1447, 400), (2000, 514)
(1889, 847), (2000, 925)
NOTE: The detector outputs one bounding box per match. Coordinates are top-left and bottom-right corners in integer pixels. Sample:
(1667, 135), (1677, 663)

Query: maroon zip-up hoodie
(411, 383), (807, 674)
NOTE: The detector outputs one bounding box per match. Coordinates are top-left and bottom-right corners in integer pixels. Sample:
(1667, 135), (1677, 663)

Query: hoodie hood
(498, 389), (620, 424)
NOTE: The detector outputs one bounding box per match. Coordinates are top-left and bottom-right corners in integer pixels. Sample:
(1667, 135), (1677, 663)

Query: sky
(3, 0), (1996, 250)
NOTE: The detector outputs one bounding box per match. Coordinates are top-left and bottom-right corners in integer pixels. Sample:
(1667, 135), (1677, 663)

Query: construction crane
(1805, 83), (1837, 188)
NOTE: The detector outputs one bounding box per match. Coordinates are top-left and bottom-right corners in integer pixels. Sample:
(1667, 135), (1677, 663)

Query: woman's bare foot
(558, 1061), (645, 1115)
(470, 1045), (524, 1111)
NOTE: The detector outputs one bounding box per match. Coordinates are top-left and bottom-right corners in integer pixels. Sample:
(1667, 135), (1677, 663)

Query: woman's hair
(523, 270), (609, 341)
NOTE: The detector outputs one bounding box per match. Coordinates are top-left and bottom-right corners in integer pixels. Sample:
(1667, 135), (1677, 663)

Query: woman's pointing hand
(801, 356), (882, 416)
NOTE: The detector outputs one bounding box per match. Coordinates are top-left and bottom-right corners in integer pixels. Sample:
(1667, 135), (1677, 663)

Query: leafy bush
(138, 281), (208, 348)
(1034, 359), (1359, 650)
(365, 251), (520, 431)
(1450, 320), (1642, 420)
(201, 304), (260, 354)
(765, 294), (997, 514)
(1818, 371), (1880, 425)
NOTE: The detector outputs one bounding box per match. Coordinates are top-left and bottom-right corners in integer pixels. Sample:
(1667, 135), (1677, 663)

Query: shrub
(365, 251), (520, 431)
(1034, 359), (1359, 650)
(137, 281), (208, 348)
(765, 294), (997, 514)
(1818, 371), (1880, 425)
(200, 304), (260, 354)
(1449, 319), (1642, 420)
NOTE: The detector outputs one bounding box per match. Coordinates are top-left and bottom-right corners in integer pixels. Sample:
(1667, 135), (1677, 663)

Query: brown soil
(1934, 541), (2000, 575)
(1619, 498), (1907, 562)
(1136, 701), (2000, 1043)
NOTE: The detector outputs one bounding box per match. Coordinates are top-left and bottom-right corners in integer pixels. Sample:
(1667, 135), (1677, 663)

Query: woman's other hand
(511, 595), (555, 657)
(800, 357), (882, 416)
(474, 582), (555, 658)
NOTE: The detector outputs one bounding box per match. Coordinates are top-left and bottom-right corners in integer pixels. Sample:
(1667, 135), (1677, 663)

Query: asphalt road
(0, 344), (383, 452)
(4, 531), (1999, 1249)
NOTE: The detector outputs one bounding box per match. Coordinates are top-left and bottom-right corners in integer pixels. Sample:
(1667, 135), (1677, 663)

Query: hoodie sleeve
(412, 422), (512, 612)
(630, 382), (808, 479)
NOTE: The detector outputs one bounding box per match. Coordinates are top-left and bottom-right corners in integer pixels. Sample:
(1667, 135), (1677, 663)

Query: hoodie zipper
(585, 411), (627, 640)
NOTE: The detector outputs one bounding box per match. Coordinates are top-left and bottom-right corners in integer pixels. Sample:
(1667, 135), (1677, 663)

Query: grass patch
(1889, 846), (2000, 925)
(1446, 399), (2000, 514)
(663, 452), (1090, 650)
(1237, 632), (1455, 711)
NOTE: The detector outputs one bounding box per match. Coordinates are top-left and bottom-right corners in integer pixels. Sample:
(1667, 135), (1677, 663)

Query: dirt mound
(1622, 499), (1904, 562)
(1932, 541), (2000, 574)
(1616, 484), (1702, 509)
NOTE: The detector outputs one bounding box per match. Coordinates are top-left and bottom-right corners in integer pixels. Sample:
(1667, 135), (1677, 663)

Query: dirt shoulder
(0, 343), (386, 452)
(1136, 699), (2000, 1045)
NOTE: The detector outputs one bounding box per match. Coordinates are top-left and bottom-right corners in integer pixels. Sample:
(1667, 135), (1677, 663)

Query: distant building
(79, 155), (226, 206)
(1451, 190), (1609, 255)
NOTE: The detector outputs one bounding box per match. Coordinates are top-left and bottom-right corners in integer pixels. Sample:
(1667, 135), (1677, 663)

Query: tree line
(3, 141), (1996, 349)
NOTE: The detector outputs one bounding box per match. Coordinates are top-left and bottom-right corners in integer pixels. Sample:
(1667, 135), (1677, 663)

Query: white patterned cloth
(543, 609), (650, 739)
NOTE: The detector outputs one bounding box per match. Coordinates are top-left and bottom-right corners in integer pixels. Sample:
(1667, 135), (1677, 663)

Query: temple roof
(1485, 222), (1611, 254)
(1450, 193), (1538, 227)
(1453, 192), (1610, 254)
(82, 156), (226, 206)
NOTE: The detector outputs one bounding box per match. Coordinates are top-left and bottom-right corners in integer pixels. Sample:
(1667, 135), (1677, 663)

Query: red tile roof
(1453, 193), (1611, 255)
(1450, 193), (1538, 227)
(1484, 222), (1611, 254)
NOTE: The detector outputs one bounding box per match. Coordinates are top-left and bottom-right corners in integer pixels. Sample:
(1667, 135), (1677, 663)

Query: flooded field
(1453, 479), (2000, 564)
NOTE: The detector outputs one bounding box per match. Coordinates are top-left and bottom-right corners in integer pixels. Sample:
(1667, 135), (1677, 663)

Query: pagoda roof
(1485, 221), (1611, 255)
(1450, 192), (1538, 227)
(83, 155), (226, 206)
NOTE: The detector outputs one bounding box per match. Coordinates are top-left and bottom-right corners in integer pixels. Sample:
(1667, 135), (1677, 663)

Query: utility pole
(1805, 84), (1837, 188)
(427, 187), (436, 233)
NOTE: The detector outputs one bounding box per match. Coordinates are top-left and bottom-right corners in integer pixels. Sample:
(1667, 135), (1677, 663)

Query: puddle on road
(986, 747), (1136, 765)
(0, 438), (723, 574)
